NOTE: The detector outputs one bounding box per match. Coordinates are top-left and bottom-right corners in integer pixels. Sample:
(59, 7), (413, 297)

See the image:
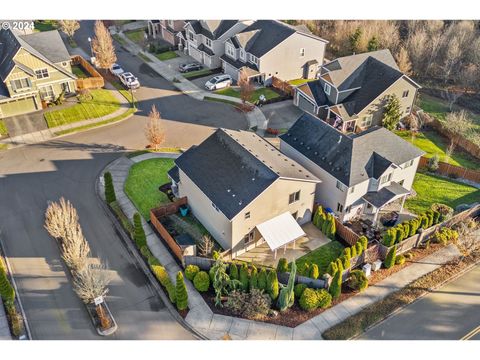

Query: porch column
(400, 194), (407, 213)
(274, 249), (277, 259)
(326, 107), (331, 120)
(373, 207), (380, 226)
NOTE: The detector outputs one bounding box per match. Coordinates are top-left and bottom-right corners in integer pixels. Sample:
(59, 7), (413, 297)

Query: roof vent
(293, 137), (297, 141)
(306, 146), (311, 150)
(252, 178), (255, 181)
(314, 151), (318, 155)
(335, 166), (341, 171)
(329, 161), (333, 165)
(321, 156), (326, 161)
(300, 142), (304, 145)
(227, 189), (231, 192)
(232, 194), (236, 197)
(338, 135), (342, 144)
(239, 201), (243, 206)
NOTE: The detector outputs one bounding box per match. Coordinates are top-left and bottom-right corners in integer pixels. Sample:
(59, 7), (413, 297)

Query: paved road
(360, 264), (480, 340)
(0, 21), (246, 340)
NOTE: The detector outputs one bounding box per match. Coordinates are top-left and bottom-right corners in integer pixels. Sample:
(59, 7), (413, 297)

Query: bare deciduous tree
(238, 68), (254, 108)
(73, 263), (111, 304)
(58, 20), (80, 39)
(441, 89), (463, 111)
(443, 110), (472, 146)
(144, 105), (165, 151)
(45, 197), (79, 240)
(61, 224), (90, 272)
(92, 20), (117, 70)
(198, 235), (213, 257)
(395, 46), (413, 76)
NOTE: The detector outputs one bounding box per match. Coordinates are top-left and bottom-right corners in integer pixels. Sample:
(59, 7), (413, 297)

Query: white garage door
(297, 92), (316, 115)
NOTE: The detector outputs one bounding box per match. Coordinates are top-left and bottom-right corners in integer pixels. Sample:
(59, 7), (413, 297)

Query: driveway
(360, 264), (480, 340)
(261, 100), (303, 130)
(3, 110), (48, 137)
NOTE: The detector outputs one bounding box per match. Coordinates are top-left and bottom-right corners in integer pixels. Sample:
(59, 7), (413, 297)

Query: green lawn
(112, 34), (127, 46)
(71, 65), (89, 79)
(295, 241), (345, 276)
(137, 52), (152, 63)
(0, 120), (8, 136)
(125, 29), (146, 44)
(111, 80), (137, 107)
(124, 158), (175, 219)
(287, 78), (316, 86)
(395, 130), (480, 170)
(182, 69), (216, 79)
(155, 51), (178, 61)
(34, 20), (57, 32)
(44, 89), (120, 128)
(215, 87), (281, 103)
(405, 172), (480, 214)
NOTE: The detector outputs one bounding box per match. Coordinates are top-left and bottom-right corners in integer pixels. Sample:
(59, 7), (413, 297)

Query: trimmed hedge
(258, 268), (267, 291)
(384, 245), (397, 269)
(151, 264), (176, 303)
(294, 283), (307, 299)
(175, 272), (188, 311)
(329, 269), (342, 299)
(185, 264), (200, 281)
(104, 171), (116, 204)
(0, 267), (15, 305)
(133, 212), (146, 248)
(250, 265), (258, 290)
(229, 263), (239, 280)
(299, 288), (318, 311)
(267, 270), (279, 301)
(348, 269), (368, 291)
(193, 271), (210, 292)
(277, 258), (288, 273)
(239, 263), (249, 291)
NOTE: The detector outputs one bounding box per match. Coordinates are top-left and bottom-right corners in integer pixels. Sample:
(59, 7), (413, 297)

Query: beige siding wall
(230, 178), (317, 256)
(260, 33), (326, 83)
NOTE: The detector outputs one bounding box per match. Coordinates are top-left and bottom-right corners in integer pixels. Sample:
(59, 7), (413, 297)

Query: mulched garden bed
(200, 242), (445, 328)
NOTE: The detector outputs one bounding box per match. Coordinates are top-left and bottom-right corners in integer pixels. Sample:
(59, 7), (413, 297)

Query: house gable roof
(187, 20), (239, 40)
(279, 113), (425, 187)
(175, 128), (318, 220)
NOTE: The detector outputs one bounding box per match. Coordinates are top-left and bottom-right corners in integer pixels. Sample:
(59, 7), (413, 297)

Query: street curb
(350, 253), (479, 340)
(94, 158), (208, 340)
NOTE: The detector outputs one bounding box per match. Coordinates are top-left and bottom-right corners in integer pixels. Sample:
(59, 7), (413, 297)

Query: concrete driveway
(360, 264), (480, 340)
(3, 110), (48, 137)
(261, 100), (303, 131)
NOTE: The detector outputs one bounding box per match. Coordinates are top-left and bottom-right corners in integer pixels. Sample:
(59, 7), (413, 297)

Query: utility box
(372, 260), (382, 271)
(362, 263), (372, 277)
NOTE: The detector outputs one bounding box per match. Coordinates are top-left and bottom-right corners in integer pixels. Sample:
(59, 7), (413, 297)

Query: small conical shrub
(396, 226), (405, 243)
(329, 269), (342, 299)
(239, 263), (249, 291)
(0, 268), (15, 305)
(104, 172), (116, 204)
(276, 258), (288, 273)
(309, 264), (319, 279)
(249, 265), (258, 291)
(341, 255), (350, 270)
(133, 212), (146, 248)
(229, 263), (239, 280)
(326, 261), (338, 276)
(351, 244), (357, 258)
(355, 241), (363, 256)
(175, 272), (188, 311)
(359, 236), (368, 251)
(343, 247), (351, 260)
(336, 258), (344, 273)
(321, 214), (329, 234)
(258, 268), (267, 290)
(384, 245), (397, 269)
(267, 270), (279, 300)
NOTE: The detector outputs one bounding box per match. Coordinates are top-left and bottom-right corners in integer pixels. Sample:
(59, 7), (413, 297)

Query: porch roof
(362, 182), (410, 209)
(256, 212), (306, 251)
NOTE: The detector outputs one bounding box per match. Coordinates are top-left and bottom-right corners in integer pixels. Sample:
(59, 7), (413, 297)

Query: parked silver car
(205, 74), (233, 91)
(119, 72), (140, 89)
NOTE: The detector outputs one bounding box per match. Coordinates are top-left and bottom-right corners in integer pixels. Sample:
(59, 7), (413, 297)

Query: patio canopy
(256, 212), (306, 251)
(362, 182), (410, 208)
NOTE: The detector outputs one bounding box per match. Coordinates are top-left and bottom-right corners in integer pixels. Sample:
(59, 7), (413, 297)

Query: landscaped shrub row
(325, 236), (368, 277)
(312, 206), (336, 240)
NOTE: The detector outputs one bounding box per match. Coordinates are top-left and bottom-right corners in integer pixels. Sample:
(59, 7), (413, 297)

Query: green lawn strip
(182, 69), (216, 79)
(137, 52), (152, 62)
(126, 148), (183, 158)
(34, 20), (57, 32)
(287, 78), (316, 86)
(71, 65), (89, 78)
(55, 108), (136, 136)
(203, 96), (239, 107)
(0, 120), (8, 136)
(405, 172), (480, 215)
(44, 89), (121, 128)
(125, 29), (146, 44)
(124, 158), (175, 219)
(295, 241), (345, 276)
(112, 34), (127, 46)
(395, 130), (480, 170)
(110, 80), (137, 107)
(155, 51), (178, 61)
(215, 87), (281, 102)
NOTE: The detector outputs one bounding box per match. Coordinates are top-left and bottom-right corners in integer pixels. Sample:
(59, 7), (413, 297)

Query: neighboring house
(148, 20), (186, 47)
(184, 20), (253, 69)
(168, 128), (320, 258)
(221, 20), (328, 85)
(294, 49), (420, 133)
(280, 113), (424, 224)
(0, 29), (76, 118)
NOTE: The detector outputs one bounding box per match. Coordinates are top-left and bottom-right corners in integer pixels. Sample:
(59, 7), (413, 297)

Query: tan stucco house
(294, 49), (420, 134)
(280, 113), (424, 224)
(221, 20), (328, 85)
(168, 128), (320, 258)
(0, 29), (76, 118)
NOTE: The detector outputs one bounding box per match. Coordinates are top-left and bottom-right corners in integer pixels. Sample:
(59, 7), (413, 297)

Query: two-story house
(294, 49), (420, 133)
(183, 20), (253, 69)
(280, 113), (424, 224)
(147, 20), (186, 47)
(0, 29), (76, 118)
(168, 128), (320, 258)
(221, 20), (328, 85)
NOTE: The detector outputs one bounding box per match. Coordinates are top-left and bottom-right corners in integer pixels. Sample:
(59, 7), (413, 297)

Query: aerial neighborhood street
(0, 16), (478, 344)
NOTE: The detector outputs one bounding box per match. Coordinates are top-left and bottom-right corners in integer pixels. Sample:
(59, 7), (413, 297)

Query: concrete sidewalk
(0, 299), (12, 340)
(116, 32), (268, 134)
(102, 153), (462, 340)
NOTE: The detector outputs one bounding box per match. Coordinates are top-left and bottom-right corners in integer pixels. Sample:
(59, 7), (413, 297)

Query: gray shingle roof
(175, 128), (319, 220)
(280, 113), (425, 187)
(19, 30), (71, 63)
(188, 20), (239, 40)
(363, 182), (410, 208)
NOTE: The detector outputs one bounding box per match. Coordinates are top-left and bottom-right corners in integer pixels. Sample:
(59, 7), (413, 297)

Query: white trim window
(380, 172), (393, 185)
(10, 77), (31, 92)
(403, 159), (414, 169)
(300, 48), (305, 57)
(239, 48), (246, 61)
(249, 53), (259, 65)
(288, 190), (301, 204)
(226, 43), (235, 58)
(324, 83), (331, 95)
(39, 85), (55, 100)
(204, 37), (212, 48)
(360, 114), (373, 128)
(167, 20), (174, 28)
(402, 90), (409, 98)
(188, 31), (195, 41)
(336, 180), (347, 192)
(35, 68), (49, 79)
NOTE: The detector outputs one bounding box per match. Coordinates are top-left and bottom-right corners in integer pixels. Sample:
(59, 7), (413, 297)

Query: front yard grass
(44, 89), (120, 128)
(215, 87), (281, 103)
(34, 20), (57, 32)
(295, 241), (345, 276)
(182, 69), (216, 79)
(155, 51), (178, 61)
(124, 158), (175, 219)
(0, 120), (8, 136)
(395, 130), (480, 170)
(405, 172), (480, 214)
(125, 29), (146, 44)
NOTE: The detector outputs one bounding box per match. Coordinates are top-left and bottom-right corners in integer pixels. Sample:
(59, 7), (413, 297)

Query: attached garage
(0, 96), (39, 118)
(222, 61), (240, 81)
(296, 91), (317, 115)
(188, 45), (203, 63)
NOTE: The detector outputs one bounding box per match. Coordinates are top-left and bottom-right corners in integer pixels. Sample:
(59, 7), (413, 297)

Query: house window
(345, 205), (352, 213)
(288, 190), (301, 204)
(349, 186), (355, 194)
(243, 230), (255, 244)
(226, 44), (235, 58)
(337, 203), (344, 213)
(10, 78), (31, 91)
(360, 114), (373, 128)
(239, 49), (246, 61)
(39, 85), (55, 100)
(245, 211), (251, 220)
(205, 37), (212, 48)
(300, 48), (305, 57)
(380, 172), (393, 185)
(403, 159), (414, 169)
(188, 31), (194, 41)
(35, 68), (49, 79)
(402, 90), (409, 98)
(168, 20), (174, 27)
(405, 106), (411, 115)
(249, 54), (258, 65)
(336, 180), (347, 192)
(324, 83), (331, 95)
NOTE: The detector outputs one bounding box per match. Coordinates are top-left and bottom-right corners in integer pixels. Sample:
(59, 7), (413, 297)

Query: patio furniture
(179, 205), (189, 217)
(372, 260), (382, 271)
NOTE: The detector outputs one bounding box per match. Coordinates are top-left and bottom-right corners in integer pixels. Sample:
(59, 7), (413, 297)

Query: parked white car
(119, 72), (140, 89)
(110, 63), (124, 77)
(205, 74), (233, 91)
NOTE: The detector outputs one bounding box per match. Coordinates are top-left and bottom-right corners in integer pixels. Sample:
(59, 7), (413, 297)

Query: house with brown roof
(294, 50), (420, 133)
(147, 20), (186, 47)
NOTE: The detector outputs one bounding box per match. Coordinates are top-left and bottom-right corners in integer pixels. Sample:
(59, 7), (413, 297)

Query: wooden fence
(71, 55), (105, 90)
(271, 77), (294, 97)
(334, 218), (360, 246)
(150, 197), (187, 218)
(418, 156), (480, 183)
